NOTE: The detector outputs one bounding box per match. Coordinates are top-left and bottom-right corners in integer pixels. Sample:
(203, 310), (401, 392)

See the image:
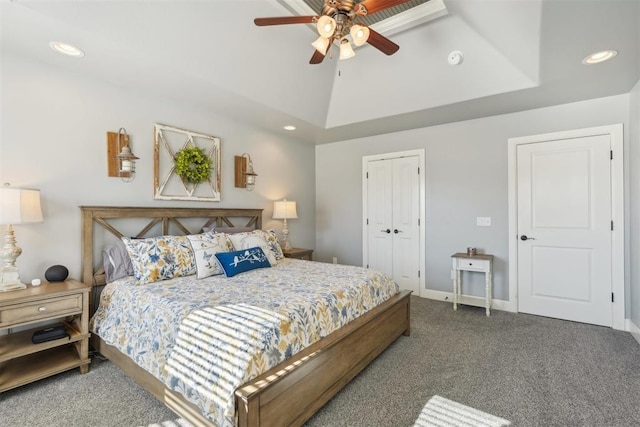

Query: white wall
(316, 94), (630, 306)
(630, 78), (640, 329)
(0, 52), (316, 283)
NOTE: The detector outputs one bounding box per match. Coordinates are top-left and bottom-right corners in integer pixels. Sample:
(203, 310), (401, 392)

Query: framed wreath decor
(154, 123), (221, 201)
(174, 146), (211, 184)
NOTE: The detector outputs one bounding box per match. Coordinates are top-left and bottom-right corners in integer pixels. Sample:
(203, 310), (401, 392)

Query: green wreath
(174, 146), (211, 184)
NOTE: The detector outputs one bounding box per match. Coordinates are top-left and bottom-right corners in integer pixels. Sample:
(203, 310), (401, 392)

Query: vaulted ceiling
(2, 0), (639, 144)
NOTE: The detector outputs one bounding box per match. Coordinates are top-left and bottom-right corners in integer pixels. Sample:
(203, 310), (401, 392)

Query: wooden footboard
(236, 290), (411, 427)
(93, 290), (411, 427)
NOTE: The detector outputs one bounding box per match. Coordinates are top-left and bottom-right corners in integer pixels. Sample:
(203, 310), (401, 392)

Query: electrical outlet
(476, 217), (492, 227)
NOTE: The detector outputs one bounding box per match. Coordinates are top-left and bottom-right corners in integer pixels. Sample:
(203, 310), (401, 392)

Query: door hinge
(610, 150), (613, 160)
(366, 172), (369, 179)
(418, 270), (421, 278)
(611, 220), (614, 231)
(611, 292), (614, 303)
(418, 167), (420, 174)
(366, 264), (369, 269)
(418, 218), (421, 226)
(366, 218), (369, 225)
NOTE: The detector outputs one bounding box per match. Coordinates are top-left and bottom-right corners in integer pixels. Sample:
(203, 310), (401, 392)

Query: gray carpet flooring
(1, 297), (639, 427)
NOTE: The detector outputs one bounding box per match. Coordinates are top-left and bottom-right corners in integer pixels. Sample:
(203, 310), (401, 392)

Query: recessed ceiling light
(582, 50), (617, 65)
(283, 125), (296, 131)
(49, 42), (84, 58)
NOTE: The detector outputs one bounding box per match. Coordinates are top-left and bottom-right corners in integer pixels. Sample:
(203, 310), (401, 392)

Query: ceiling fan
(254, 0), (413, 64)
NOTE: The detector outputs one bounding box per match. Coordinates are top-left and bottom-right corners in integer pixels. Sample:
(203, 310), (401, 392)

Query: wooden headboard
(80, 206), (263, 288)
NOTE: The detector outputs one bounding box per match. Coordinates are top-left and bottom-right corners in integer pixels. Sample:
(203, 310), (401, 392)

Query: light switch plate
(477, 217), (492, 227)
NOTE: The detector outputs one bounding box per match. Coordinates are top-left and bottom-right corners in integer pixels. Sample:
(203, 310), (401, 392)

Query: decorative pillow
(121, 235), (196, 284)
(228, 232), (277, 266)
(186, 233), (233, 279)
(103, 242), (134, 282)
(214, 247), (271, 277)
(261, 229), (285, 260)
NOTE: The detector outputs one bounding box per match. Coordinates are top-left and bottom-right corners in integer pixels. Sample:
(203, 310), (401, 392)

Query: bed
(81, 206), (411, 427)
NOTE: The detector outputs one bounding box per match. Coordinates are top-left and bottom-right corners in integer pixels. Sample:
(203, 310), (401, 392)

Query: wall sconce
(107, 128), (140, 182)
(234, 153), (258, 191)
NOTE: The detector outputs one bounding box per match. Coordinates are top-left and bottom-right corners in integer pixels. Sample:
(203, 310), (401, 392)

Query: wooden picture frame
(153, 123), (221, 201)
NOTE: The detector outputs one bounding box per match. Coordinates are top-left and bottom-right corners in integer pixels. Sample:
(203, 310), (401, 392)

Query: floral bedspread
(90, 258), (399, 427)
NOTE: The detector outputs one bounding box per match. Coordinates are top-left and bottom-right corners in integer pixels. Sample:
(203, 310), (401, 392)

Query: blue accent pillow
(214, 246), (271, 277)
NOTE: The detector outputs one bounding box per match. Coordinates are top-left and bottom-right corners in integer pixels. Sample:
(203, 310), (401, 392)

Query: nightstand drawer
(455, 258), (490, 272)
(0, 294), (83, 327)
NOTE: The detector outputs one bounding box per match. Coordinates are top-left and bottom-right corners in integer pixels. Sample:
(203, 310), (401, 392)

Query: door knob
(520, 235), (536, 241)
(394, 229), (402, 234)
(381, 229), (391, 234)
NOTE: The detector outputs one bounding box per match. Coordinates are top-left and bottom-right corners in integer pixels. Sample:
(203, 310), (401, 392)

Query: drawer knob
(38, 306), (47, 312)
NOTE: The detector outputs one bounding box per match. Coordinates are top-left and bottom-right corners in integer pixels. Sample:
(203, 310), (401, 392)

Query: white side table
(451, 253), (494, 316)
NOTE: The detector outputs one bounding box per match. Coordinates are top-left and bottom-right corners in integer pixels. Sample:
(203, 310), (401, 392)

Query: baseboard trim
(423, 289), (515, 312)
(627, 319), (640, 345)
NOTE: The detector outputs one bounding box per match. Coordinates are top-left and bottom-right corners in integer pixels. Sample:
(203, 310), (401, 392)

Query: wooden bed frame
(81, 206), (411, 427)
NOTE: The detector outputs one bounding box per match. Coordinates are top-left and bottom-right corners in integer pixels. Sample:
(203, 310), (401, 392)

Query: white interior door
(367, 159), (394, 277)
(391, 156), (420, 293)
(517, 135), (612, 326)
(365, 156), (420, 295)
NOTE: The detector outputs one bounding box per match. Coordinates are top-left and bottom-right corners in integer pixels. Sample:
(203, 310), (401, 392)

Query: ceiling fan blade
(310, 49), (326, 64)
(356, 0), (413, 16)
(366, 28), (400, 55)
(254, 16), (317, 26)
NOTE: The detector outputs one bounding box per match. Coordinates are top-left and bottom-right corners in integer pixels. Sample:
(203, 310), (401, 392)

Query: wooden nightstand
(0, 279), (91, 393)
(283, 248), (314, 261)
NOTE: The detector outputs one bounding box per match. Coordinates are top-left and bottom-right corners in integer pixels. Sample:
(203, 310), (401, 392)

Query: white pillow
(186, 233), (234, 279)
(227, 232), (277, 266)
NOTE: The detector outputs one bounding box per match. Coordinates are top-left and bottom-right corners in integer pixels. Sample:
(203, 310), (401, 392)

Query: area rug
(413, 395), (511, 427)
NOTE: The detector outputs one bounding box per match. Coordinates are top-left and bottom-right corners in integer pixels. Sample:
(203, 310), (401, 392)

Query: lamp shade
(317, 15), (336, 38)
(339, 39), (356, 60)
(273, 200), (298, 220)
(312, 36), (331, 55)
(350, 24), (370, 46)
(0, 186), (43, 225)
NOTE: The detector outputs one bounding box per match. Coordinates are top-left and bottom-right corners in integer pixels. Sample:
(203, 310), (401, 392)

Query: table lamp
(273, 199), (297, 252)
(0, 184), (44, 292)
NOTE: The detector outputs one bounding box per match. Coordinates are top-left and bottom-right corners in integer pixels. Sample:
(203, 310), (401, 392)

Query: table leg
(485, 270), (492, 316)
(452, 269), (458, 310)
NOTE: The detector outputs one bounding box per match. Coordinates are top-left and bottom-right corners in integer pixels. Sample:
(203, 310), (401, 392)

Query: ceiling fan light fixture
(350, 25), (370, 47)
(339, 39), (356, 60)
(312, 36), (331, 55)
(317, 15), (337, 38)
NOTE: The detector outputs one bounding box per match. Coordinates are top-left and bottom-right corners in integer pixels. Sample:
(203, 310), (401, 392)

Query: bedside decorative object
(107, 127), (139, 182)
(234, 153), (258, 191)
(45, 265), (69, 282)
(0, 184), (44, 292)
(154, 123), (221, 201)
(273, 199), (297, 251)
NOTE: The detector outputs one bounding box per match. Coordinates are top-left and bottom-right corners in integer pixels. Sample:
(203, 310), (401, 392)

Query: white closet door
(391, 156), (420, 294)
(365, 156), (420, 294)
(366, 159), (393, 277)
